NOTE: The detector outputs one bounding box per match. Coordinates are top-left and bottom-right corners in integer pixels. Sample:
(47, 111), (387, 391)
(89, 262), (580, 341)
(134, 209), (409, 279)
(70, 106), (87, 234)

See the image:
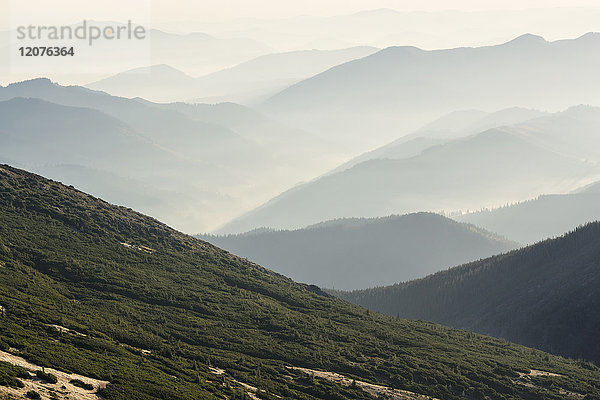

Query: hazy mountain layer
(88, 47), (378, 104)
(86, 64), (199, 103)
(455, 192), (600, 244)
(0, 79), (340, 232)
(0, 78), (245, 162)
(0, 96), (243, 232)
(139, 99), (336, 166)
(200, 213), (519, 290)
(188, 47), (379, 104)
(0, 27), (274, 86)
(187, 8), (600, 52)
(217, 128), (599, 233)
(0, 97), (182, 174)
(330, 107), (548, 174)
(262, 33), (600, 149)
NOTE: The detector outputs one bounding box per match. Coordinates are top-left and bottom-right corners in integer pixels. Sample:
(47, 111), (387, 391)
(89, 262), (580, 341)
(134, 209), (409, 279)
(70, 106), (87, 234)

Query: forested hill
(2, 164), (600, 399)
(336, 222), (600, 365)
(199, 213), (519, 290)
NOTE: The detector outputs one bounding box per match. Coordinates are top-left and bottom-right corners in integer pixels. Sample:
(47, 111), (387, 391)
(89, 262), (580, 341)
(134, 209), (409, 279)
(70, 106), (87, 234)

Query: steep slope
(262, 33), (600, 149)
(217, 129), (599, 233)
(200, 213), (519, 290)
(2, 165), (600, 399)
(337, 222), (600, 364)
(455, 191), (600, 244)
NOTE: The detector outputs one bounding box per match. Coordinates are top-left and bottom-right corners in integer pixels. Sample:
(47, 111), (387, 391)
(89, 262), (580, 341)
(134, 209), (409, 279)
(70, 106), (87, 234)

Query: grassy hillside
(336, 222), (600, 366)
(1, 165), (600, 399)
(200, 213), (519, 290)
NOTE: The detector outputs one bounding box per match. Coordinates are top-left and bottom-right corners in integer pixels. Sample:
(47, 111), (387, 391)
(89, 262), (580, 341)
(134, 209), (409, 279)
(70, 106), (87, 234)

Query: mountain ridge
(260, 33), (600, 149)
(216, 126), (599, 234)
(0, 78), (345, 232)
(201, 212), (519, 290)
(336, 221), (600, 364)
(455, 190), (600, 244)
(86, 47), (378, 104)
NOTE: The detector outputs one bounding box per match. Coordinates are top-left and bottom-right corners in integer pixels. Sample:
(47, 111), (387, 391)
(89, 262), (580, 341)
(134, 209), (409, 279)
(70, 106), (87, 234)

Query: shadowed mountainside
(200, 213), (519, 290)
(336, 222), (600, 364)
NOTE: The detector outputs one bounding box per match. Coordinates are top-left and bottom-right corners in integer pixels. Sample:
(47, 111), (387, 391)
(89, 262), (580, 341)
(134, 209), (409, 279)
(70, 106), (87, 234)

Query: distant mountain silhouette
(0, 78), (245, 161)
(189, 47), (378, 104)
(501, 105), (600, 162)
(0, 80), (338, 232)
(138, 100), (330, 157)
(455, 190), (600, 244)
(0, 97), (170, 170)
(86, 64), (198, 103)
(1, 27), (274, 84)
(199, 8), (600, 55)
(262, 33), (600, 149)
(146, 29), (274, 75)
(330, 107), (548, 173)
(576, 180), (600, 194)
(199, 212), (518, 290)
(217, 126), (600, 234)
(0, 97), (237, 232)
(87, 47), (377, 104)
(336, 222), (600, 364)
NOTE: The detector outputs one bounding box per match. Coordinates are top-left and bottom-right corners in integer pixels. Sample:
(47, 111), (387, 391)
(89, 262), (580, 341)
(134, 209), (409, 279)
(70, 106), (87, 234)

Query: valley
(2, 7), (600, 398)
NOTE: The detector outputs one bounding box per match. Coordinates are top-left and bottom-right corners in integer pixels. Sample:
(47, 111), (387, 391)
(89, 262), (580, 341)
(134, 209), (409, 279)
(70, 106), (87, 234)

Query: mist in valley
(3, 2), (600, 398)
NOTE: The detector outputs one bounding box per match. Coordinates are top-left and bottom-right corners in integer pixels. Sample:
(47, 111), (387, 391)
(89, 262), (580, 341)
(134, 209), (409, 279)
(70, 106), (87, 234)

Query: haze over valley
(2, 1), (600, 398)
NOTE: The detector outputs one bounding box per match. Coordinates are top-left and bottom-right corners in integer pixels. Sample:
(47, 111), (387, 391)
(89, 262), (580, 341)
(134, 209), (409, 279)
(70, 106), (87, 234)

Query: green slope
(1, 164), (600, 399)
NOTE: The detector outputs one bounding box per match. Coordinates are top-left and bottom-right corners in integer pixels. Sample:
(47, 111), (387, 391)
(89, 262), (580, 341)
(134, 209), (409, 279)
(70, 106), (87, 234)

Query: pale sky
(2, 0), (600, 29)
(149, 0), (600, 22)
(2, 0), (599, 85)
